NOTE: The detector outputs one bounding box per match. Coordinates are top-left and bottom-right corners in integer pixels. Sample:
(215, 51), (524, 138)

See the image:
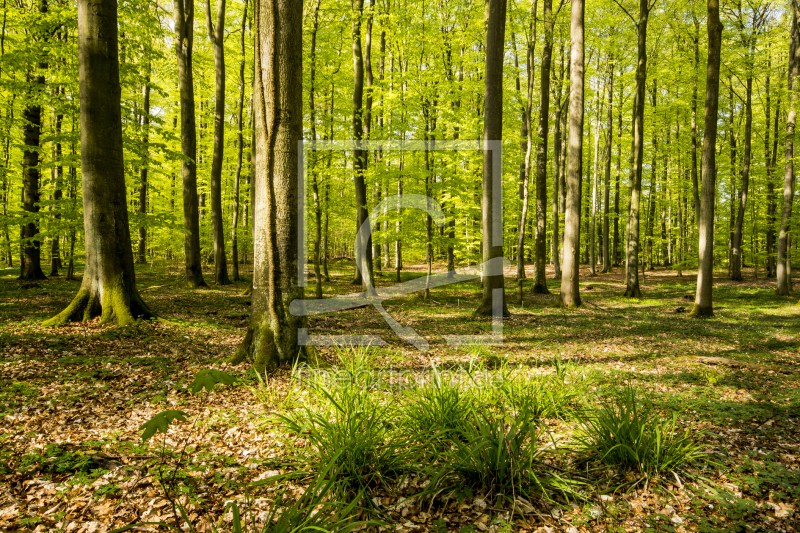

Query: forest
(1, 0), (800, 530)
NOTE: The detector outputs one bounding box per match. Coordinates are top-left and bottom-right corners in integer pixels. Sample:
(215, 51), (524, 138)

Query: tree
(690, 0), (723, 317)
(137, 68), (151, 265)
(44, 0), (157, 326)
(19, 0), (48, 281)
(205, 0), (231, 285)
(777, 3), (800, 296)
(602, 57), (613, 273)
(174, 0), (207, 288)
(560, 0), (584, 309)
(232, 0), (309, 371)
(622, 0), (654, 298)
(531, 0), (556, 294)
(475, 0), (509, 317)
(230, 0), (249, 282)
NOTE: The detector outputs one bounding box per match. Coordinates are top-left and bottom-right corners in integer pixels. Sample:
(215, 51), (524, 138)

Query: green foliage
(404, 367), (474, 445)
(189, 369), (236, 393)
(575, 386), (707, 484)
(139, 410), (189, 442)
(18, 444), (94, 474)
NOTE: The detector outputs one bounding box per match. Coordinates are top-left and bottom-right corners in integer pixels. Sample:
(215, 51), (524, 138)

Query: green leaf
(190, 369), (236, 394)
(139, 410), (189, 442)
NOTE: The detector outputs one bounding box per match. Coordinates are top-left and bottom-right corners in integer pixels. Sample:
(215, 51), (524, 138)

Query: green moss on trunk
(689, 304), (713, 317)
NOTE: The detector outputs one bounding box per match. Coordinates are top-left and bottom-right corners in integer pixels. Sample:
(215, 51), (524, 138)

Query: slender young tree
(45, 0), (157, 326)
(560, 0), (584, 308)
(475, 0), (509, 316)
(309, 0), (323, 299)
(777, 5), (800, 296)
(602, 57), (613, 273)
(231, 0), (249, 281)
(205, 0), (231, 284)
(690, 0), (723, 316)
(137, 70), (150, 265)
(232, 0), (310, 370)
(174, 0), (206, 288)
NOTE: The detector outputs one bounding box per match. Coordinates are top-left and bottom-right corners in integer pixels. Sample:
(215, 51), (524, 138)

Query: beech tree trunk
(602, 59), (613, 273)
(232, 0), (310, 371)
(174, 0), (206, 288)
(531, 0), (552, 294)
(560, 0), (584, 308)
(50, 90), (64, 276)
(309, 0), (323, 299)
(230, 0), (248, 282)
(45, 0), (157, 326)
(475, 0), (509, 317)
(777, 6), (800, 296)
(137, 73), (150, 265)
(623, 0), (649, 298)
(731, 66), (752, 281)
(19, 0), (48, 281)
(691, 0), (723, 316)
(205, 0), (231, 285)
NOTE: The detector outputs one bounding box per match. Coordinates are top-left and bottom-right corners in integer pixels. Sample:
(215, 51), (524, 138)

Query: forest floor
(0, 259), (799, 533)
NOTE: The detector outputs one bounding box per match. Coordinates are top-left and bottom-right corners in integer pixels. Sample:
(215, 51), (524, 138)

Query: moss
(100, 276), (136, 326)
(623, 285), (642, 298)
(689, 304), (713, 318)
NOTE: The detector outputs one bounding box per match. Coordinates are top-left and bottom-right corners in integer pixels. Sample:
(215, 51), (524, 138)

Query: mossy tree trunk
(44, 0), (156, 327)
(232, 0), (309, 372)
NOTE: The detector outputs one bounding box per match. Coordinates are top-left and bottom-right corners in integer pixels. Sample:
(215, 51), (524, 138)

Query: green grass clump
(575, 385), (707, 485)
(404, 367), (474, 447)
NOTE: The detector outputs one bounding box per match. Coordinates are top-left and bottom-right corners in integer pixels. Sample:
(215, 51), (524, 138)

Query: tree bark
(50, 89), (64, 276)
(560, 0), (584, 309)
(174, 0), (206, 288)
(602, 57), (613, 273)
(690, 0), (723, 316)
(309, 0), (322, 299)
(623, 0), (649, 298)
(531, 0), (552, 293)
(45, 0), (157, 326)
(137, 71), (150, 265)
(205, 0), (231, 284)
(232, 0), (310, 371)
(777, 6), (800, 296)
(551, 46), (564, 280)
(731, 60), (752, 281)
(475, 0), (509, 317)
(19, 0), (48, 281)
(351, 0), (375, 290)
(231, 0), (248, 282)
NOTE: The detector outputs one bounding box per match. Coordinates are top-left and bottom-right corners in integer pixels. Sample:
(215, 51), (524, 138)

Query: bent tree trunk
(175, 0), (207, 288)
(205, 0), (231, 285)
(475, 0), (509, 317)
(690, 0), (722, 316)
(560, 0), (584, 308)
(45, 0), (156, 326)
(232, 0), (310, 371)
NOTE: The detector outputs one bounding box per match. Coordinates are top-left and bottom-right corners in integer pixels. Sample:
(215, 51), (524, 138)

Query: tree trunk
(50, 91), (64, 276)
(175, 0), (206, 288)
(137, 71), (150, 265)
(19, 0), (48, 281)
(45, 0), (157, 326)
(552, 43), (565, 280)
(230, 0), (248, 282)
(308, 0), (322, 298)
(765, 64), (779, 278)
(690, 0), (723, 316)
(475, 0), (509, 317)
(590, 69), (601, 277)
(351, 0), (375, 290)
(531, 0), (552, 293)
(690, 16), (701, 221)
(602, 58), (612, 273)
(205, 0), (231, 284)
(777, 7), (800, 296)
(623, 0), (649, 297)
(232, 0), (309, 371)
(613, 80), (621, 266)
(560, 0), (584, 308)
(731, 63), (752, 281)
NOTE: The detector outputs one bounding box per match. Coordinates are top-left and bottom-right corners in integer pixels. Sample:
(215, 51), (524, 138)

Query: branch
(609, 0), (638, 29)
